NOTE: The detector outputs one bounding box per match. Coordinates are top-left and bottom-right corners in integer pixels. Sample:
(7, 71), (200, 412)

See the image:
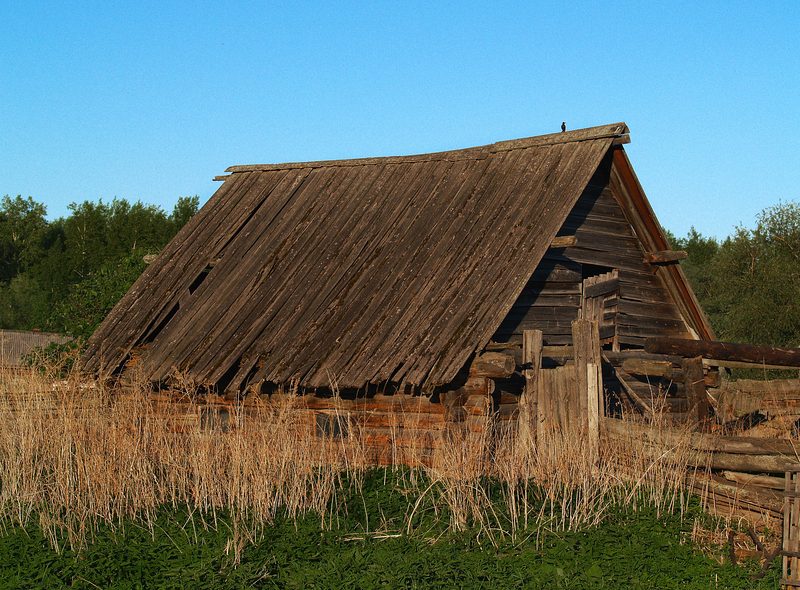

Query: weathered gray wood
(583, 276), (620, 298)
(621, 358), (673, 379)
(469, 352), (516, 378)
(521, 329), (543, 435)
(721, 470), (785, 491)
(225, 124), (629, 173)
(703, 358), (795, 371)
(572, 319), (602, 452)
(602, 417), (800, 456)
(549, 235), (577, 248)
(644, 250), (688, 264)
(648, 338), (800, 368)
(683, 356), (709, 428)
(496, 177), (692, 347)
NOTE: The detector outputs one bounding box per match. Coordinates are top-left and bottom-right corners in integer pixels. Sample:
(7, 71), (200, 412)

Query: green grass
(0, 472), (781, 589)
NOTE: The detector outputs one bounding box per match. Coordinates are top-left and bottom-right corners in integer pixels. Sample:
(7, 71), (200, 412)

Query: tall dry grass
(0, 364), (700, 557)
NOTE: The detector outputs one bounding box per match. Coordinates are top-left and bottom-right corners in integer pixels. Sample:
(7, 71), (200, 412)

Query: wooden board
(83, 131), (618, 391)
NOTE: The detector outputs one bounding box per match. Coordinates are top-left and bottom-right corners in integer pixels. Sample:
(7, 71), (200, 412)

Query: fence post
(522, 329), (543, 438)
(784, 468), (800, 588)
(682, 356), (709, 430)
(572, 319), (603, 463)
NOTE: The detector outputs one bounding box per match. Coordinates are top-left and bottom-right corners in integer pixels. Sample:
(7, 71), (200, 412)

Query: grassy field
(0, 368), (783, 588)
(0, 475), (782, 589)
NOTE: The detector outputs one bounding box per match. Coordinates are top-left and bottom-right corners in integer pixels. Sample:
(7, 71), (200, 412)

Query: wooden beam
(583, 276), (619, 298)
(573, 319), (602, 462)
(721, 470), (785, 491)
(549, 235), (577, 248)
(521, 329), (543, 436)
(543, 345), (573, 358)
(644, 250), (688, 264)
(601, 417), (800, 473)
(646, 337), (800, 368)
(611, 134), (631, 146)
(702, 358), (794, 371)
(469, 352), (515, 378)
(621, 358), (673, 380)
(682, 356), (710, 427)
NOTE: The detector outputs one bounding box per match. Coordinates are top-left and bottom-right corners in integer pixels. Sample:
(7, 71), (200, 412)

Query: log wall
(492, 157), (691, 348)
(149, 382), (494, 467)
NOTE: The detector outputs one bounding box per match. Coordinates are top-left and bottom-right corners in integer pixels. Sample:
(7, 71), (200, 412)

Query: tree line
(0, 194), (198, 338)
(667, 201), (800, 348)
(1, 194), (798, 349)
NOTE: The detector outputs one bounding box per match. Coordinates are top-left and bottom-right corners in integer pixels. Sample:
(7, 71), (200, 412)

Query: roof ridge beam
(222, 123), (629, 174)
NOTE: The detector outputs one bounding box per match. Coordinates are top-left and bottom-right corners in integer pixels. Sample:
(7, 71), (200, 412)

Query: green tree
(50, 254), (148, 338)
(671, 227), (719, 305)
(0, 194), (198, 333)
(170, 195), (200, 231)
(0, 275), (51, 329)
(0, 195), (48, 282)
(708, 202), (800, 346)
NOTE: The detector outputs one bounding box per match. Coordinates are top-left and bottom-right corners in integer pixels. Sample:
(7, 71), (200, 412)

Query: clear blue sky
(2, 1), (798, 238)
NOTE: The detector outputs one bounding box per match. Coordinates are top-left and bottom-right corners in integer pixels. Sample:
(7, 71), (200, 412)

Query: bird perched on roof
(561, 121), (566, 132)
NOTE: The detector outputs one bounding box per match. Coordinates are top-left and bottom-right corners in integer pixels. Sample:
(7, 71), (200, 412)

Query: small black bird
(561, 121), (566, 132)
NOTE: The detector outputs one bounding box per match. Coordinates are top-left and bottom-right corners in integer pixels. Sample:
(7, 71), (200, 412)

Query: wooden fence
(520, 319), (603, 460)
(786, 469), (800, 588)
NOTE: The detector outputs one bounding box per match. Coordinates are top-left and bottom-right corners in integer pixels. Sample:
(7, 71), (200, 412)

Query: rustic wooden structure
(0, 330), (69, 369)
(647, 337), (800, 369)
(785, 468), (800, 588)
(81, 122), (718, 458)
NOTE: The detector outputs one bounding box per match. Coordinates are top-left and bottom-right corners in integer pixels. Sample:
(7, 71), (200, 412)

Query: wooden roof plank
(345, 152), (530, 386)
(294, 158), (484, 385)
(82, 171), (265, 372)
(210, 163), (392, 388)
(81, 123), (661, 390)
(142, 169), (315, 380)
(253, 163), (428, 385)
(224, 123), (629, 173)
(255, 160), (447, 385)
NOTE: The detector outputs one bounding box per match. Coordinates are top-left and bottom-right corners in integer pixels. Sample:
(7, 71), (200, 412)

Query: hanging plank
(549, 235), (577, 248)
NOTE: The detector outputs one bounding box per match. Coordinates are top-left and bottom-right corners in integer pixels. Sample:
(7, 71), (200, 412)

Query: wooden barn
(81, 123), (717, 456)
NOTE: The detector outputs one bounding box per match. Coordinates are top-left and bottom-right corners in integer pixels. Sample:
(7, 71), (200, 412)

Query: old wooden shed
(81, 123), (714, 455)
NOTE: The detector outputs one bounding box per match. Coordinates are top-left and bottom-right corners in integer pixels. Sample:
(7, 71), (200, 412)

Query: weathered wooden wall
(492, 154), (691, 348)
(150, 380), (495, 467)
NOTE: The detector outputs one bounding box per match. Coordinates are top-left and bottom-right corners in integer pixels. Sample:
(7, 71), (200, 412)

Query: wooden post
(572, 319), (603, 463)
(682, 356), (709, 429)
(784, 468), (800, 588)
(522, 329), (543, 437)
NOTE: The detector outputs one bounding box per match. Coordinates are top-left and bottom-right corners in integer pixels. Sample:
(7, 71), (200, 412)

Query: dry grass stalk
(0, 365), (705, 556)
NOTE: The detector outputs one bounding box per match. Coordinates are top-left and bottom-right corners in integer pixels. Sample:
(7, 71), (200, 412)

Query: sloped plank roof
(82, 123), (629, 390)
